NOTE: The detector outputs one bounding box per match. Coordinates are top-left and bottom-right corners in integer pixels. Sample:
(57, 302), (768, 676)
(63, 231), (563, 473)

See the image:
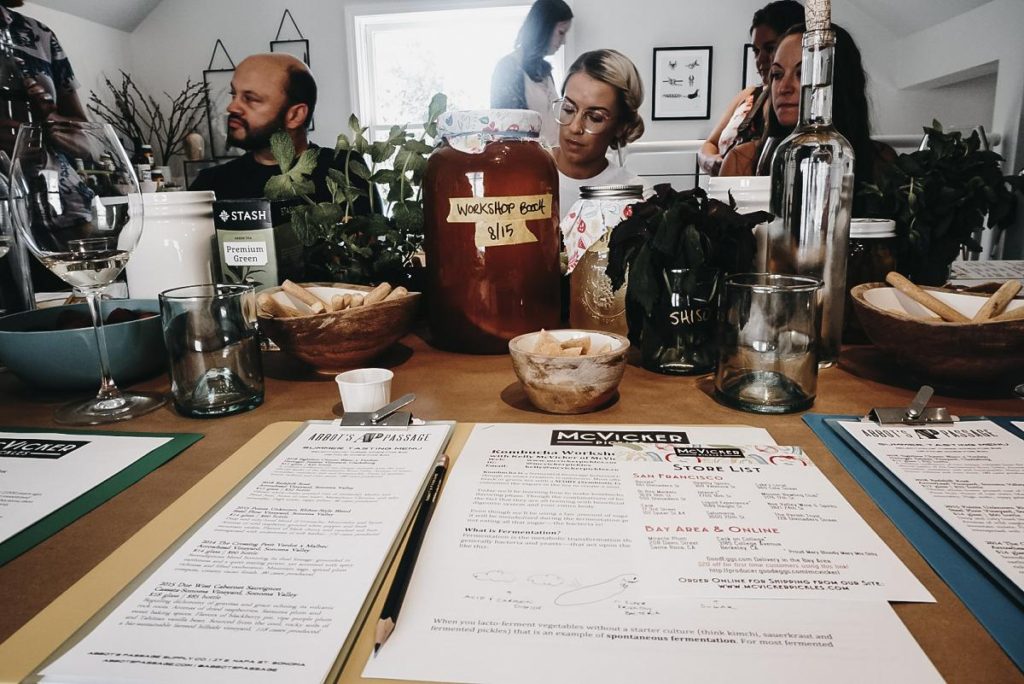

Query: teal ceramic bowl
(0, 299), (165, 391)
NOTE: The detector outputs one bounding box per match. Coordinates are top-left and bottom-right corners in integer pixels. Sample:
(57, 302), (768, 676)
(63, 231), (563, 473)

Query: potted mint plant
(606, 185), (770, 375)
(867, 121), (1023, 285)
(264, 93), (447, 285)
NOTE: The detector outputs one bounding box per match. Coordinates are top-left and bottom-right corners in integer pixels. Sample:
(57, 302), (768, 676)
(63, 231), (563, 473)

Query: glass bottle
(0, 26), (30, 141)
(766, 18), (854, 368)
(0, 26), (35, 313)
(843, 218), (896, 343)
(566, 184), (642, 336)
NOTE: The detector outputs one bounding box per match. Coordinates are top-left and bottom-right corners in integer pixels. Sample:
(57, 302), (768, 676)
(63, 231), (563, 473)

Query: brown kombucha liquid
(424, 139), (561, 353)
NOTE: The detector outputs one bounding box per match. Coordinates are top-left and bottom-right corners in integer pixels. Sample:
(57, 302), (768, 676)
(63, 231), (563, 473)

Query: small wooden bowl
(258, 283), (420, 374)
(850, 282), (1024, 390)
(509, 329), (629, 414)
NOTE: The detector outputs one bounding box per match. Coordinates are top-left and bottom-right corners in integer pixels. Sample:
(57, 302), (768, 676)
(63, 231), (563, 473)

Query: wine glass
(10, 121), (164, 424)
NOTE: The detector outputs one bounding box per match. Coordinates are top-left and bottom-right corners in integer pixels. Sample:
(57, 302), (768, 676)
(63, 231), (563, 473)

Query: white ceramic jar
(707, 176), (771, 270)
(126, 191), (217, 299)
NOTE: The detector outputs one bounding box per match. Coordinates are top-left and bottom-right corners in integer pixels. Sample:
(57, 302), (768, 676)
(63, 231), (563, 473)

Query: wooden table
(0, 335), (1021, 682)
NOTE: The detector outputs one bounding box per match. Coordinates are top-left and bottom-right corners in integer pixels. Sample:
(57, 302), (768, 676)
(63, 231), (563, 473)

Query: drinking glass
(159, 283), (264, 418)
(9, 121), (164, 424)
(714, 273), (822, 414)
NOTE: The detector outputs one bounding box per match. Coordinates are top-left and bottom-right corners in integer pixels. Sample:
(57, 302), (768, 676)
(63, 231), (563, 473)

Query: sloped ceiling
(844, 0), (991, 35)
(28, 0), (995, 36)
(28, 0), (161, 32)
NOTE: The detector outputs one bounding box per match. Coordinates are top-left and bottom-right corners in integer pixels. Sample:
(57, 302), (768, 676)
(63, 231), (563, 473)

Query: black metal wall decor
(269, 10), (313, 131)
(202, 39), (240, 159)
(652, 46), (713, 121)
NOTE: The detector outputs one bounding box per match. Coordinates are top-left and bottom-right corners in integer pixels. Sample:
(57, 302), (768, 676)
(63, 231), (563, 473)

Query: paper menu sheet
(366, 598), (940, 684)
(0, 431), (172, 544)
(837, 419), (1024, 592)
(429, 424), (928, 601)
(40, 422), (452, 684)
(365, 423), (940, 684)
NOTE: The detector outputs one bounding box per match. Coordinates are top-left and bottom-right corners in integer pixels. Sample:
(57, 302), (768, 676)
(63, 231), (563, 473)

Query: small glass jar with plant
(606, 185), (771, 375)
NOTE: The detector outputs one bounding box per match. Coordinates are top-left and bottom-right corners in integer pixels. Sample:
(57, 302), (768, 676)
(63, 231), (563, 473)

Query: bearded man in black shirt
(191, 53), (373, 211)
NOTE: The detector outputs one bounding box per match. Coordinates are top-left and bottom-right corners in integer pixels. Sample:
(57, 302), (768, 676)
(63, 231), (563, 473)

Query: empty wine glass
(10, 121), (164, 424)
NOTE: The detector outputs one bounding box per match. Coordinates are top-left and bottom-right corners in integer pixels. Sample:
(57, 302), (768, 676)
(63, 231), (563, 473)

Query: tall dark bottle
(766, 0), (854, 367)
(0, 26), (35, 314)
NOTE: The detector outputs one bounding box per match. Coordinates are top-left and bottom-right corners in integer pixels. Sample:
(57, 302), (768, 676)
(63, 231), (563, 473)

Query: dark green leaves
(872, 120), (1019, 284)
(605, 183), (767, 342)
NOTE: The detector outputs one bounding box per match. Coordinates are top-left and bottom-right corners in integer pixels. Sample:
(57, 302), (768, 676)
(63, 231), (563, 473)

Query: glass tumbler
(714, 273), (822, 414)
(159, 283), (264, 417)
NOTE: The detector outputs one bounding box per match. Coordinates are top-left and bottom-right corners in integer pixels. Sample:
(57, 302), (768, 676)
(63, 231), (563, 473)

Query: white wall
(21, 2), (132, 103)
(21, 0), (1017, 162)
(569, 0), (1003, 145)
(129, 0), (357, 151)
(892, 0), (1024, 171)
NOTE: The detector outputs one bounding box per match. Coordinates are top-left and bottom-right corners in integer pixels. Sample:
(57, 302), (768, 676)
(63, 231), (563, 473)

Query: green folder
(0, 427), (203, 566)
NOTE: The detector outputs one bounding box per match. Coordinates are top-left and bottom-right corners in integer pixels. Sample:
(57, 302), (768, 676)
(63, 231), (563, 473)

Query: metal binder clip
(866, 386), (957, 425)
(337, 393), (416, 426)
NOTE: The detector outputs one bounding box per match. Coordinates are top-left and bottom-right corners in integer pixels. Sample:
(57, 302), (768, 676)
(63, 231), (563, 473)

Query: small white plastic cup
(335, 368), (393, 413)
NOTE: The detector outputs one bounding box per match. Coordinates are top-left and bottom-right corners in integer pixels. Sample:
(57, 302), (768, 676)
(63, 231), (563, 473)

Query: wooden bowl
(850, 282), (1024, 390)
(509, 329), (629, 414)
(258, 283), (420, 374)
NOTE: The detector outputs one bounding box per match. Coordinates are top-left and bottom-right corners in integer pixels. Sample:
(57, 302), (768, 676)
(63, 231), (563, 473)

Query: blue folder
(804, 414), (1024, 672)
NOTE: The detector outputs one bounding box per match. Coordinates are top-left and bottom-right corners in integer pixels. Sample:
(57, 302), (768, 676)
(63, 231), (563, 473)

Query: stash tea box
(213, 199), (304, 292)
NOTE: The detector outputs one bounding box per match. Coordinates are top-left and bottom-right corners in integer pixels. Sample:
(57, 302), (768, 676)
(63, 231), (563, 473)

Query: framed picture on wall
(742, 43), (760, 89)
(270, 38), (309, 65)
(202, 68), (241, 159)
(652, 46), (712, 120)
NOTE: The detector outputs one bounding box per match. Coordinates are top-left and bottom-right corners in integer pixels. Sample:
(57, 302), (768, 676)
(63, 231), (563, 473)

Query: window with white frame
(350, 4), (566, 140)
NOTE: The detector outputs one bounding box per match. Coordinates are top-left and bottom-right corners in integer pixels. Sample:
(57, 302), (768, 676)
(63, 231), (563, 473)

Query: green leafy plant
(606, 185), (770, 372)
(866, 121), (1023, 285)
(264, 93), (447, 284)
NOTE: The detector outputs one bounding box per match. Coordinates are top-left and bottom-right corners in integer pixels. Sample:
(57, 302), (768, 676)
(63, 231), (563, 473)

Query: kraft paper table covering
(0, 334), (1022, 682)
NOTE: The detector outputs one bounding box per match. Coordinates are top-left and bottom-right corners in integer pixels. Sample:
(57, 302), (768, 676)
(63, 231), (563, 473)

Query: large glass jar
(565, 184), (643, 335)
(424, 110), (561, 353)
(844, 218), (897, 343)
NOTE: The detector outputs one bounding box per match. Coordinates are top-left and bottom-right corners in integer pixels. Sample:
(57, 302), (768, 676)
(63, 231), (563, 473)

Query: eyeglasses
(552, 98), (614, 135)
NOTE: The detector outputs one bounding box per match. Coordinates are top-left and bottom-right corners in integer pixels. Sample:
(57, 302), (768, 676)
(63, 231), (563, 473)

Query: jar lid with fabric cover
(562, 184), (644, 273)
(436, 109), (542, 153)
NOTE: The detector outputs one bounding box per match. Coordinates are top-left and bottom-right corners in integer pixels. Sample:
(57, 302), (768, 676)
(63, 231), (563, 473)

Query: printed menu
(39, 422), (452, 684)
(837, 419), (1024, 592)
(365, 423), (939, 684)
(0, 431), (173, 546)
(0, 429), (201, 565)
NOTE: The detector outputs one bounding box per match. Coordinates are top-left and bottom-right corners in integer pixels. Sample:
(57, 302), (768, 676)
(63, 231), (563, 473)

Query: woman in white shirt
(550, 49), (646, 215)
(490, 0), (573, 146)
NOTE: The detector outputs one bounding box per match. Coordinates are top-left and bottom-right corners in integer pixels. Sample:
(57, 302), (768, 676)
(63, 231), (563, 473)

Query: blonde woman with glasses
(551, 49), (647, 217)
